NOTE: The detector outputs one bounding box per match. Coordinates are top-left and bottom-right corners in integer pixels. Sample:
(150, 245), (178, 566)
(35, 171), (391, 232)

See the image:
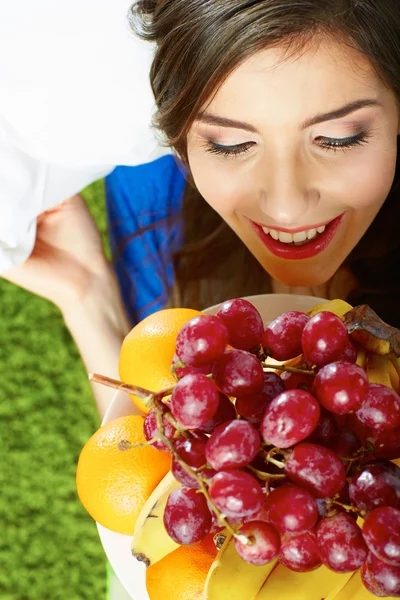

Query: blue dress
(105, 156), (186, 325)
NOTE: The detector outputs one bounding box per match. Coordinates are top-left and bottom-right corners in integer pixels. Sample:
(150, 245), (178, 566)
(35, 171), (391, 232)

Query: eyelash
(204, 141), (255, 157)
(316, 131), (369, 152)
(204, 132), (369, 158)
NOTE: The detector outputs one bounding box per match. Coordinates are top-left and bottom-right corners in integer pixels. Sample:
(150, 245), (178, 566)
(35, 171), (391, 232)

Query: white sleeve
(0, 139), (114, 274)
(0, 140), (44, 273)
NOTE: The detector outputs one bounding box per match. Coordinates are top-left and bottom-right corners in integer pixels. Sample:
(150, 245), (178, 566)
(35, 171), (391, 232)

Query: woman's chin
(266, 261), (337, 289)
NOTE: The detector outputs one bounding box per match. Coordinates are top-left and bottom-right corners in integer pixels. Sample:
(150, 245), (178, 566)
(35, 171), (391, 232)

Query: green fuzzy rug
(0, 181), (109, 600)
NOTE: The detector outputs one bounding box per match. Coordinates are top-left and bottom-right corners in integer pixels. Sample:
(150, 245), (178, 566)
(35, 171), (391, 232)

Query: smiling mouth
(249, 214), (345, 260)
(261, 224), (327, 245)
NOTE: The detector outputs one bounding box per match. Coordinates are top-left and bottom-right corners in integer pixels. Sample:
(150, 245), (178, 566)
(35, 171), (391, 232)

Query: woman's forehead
(201, 37), (388, 125)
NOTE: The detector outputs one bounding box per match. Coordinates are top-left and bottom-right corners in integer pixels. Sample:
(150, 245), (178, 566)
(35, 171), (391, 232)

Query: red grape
(349, 461), (400, 512)
(171, 459), (200, 488)
(175, 434), (208, 468)
(356, 383), (400, 431)
(279, 531), (322, 572)
(361, 558), (387, 597)
(198, 393), (237, 434)
(164, 487), (212, 545)
(366, 425), (400, 460)
(317, 513), (368, 572)
(336, 340), (358, 364)
(301, 311), (349, 367)
(346, 412), (370, 444)
(285, 442), (347, 498)
(261, 389), (320, 448)
(362, 506), (400, 566)
(143, 408), (176, 452)
(205, 420), (260, 470)
(264, 484), (319, 535)
(325, 428), (360, 459)
(243, 501), (270, 524)
(235, 521), (280, 566)
(364, 552), (400, 596)
(212, 349), (264, 396)
(171, 373), (219, 429)
(308, 409), (337, 445)
(171, 460), (216, 489)
(235, 372), (285, 425)
(313, 361), (368, 415)
(216, 298), (264, 350)
(263, 311), (310, 361)
(209, 469), (264, 519)
(176, 315), (228, 367)
(171, 353), (212, 379)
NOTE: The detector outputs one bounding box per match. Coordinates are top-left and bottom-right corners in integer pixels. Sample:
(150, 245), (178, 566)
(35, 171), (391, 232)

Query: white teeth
(278, 231), (294, 243)
(262, 224), (327, 244)
(292, 231), (307, 243)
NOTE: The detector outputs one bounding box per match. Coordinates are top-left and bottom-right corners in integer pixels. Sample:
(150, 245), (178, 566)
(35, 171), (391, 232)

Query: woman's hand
(3, 194), (109, 314)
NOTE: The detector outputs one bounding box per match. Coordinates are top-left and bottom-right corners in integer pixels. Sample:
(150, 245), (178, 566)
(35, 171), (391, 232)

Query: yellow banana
(256, 564), (354, 600)
(332, 569), (399, 600)
(389, 360), (400, 391)
(389, 355), (400, 392)
(365, 352), (392, 387)
(131, 470), (180, 566)
(356, 347), (367, 369)
(307, 298), (353, 320)
(204, 532), (277, 600)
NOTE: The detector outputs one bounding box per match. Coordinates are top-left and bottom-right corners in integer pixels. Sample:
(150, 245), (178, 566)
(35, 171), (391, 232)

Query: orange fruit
(76, 415), (171, 535)
(119, 308), (202, 413)
(146, 534), (217, 600)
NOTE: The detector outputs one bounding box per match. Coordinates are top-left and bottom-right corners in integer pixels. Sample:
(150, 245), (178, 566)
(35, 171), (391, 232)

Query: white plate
(96, 293), (326, 599)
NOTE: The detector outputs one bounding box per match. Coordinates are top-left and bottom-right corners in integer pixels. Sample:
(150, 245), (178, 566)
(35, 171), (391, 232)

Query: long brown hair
(129, 0), (400, 324)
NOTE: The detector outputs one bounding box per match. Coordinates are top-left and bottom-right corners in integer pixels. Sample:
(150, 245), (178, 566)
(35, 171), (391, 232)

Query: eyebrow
(196, 99), (382, 134)
(301, 99), (382, 129)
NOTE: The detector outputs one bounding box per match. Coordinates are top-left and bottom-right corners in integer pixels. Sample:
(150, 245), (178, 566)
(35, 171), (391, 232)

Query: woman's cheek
(334, 147), (397, 210)
(190, 161), (250, 217)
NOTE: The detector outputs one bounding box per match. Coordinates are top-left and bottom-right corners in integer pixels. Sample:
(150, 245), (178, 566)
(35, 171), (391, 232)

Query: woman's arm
(62, 261), (130, 419)
(3, 194), (131, 419)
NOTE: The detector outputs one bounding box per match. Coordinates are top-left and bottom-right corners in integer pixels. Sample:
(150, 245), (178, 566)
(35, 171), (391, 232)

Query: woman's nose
(259, 154), (319, 225)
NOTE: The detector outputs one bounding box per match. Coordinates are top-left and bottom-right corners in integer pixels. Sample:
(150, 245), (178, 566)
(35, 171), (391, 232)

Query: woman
(7, 0), (400, 419)
(106, 0), (400, 333)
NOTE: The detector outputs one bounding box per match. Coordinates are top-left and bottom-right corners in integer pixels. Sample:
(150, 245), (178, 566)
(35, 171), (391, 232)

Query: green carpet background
(0, 181), (109, 599)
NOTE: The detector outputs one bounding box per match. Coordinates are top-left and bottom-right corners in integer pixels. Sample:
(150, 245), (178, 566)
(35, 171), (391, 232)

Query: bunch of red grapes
(143, 298), (400, 597)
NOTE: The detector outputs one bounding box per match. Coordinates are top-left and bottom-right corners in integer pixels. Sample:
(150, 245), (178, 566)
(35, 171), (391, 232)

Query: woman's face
(187, 37), (400, 286)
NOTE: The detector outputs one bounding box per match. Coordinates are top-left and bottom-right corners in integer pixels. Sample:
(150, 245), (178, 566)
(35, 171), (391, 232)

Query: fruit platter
(76, 293), (400, 599)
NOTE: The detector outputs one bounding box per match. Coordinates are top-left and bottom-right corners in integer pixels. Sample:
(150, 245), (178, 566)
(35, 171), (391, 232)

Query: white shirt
(0, 0), (168, 272)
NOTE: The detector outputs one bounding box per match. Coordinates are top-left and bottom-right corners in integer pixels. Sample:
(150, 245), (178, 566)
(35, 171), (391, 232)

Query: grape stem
(247, 465), (286, 482)
(118, 439), (158, 451)
(261, 362), (315, 376)
(264, 448), (286, 469)
(163, 412), (190, 439)
(152, 398), (250, 546)
(331, 498), (363, 516)
(88, 373), (175, 405)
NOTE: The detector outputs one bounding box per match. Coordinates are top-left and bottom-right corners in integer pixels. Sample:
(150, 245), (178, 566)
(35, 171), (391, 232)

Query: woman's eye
(204, 141), (255, 157)
(316, 131), (369, 152)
